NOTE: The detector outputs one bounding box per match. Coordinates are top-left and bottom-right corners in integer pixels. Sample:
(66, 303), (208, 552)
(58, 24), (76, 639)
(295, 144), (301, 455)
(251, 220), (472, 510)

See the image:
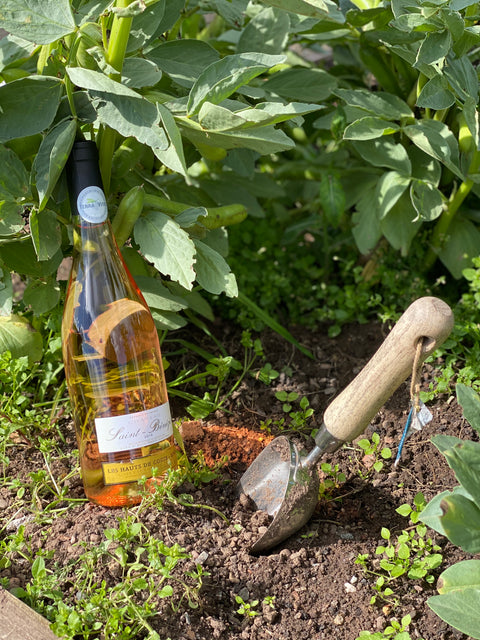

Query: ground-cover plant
(259, 389), (315, 434)
(356, 493), (443, 608)
(356, 613), (424, 640)
(346, 432), (393, 480)
(419, 382), (480, 639)
(11, 514), (206, 640)
(166, 329), (280, 419)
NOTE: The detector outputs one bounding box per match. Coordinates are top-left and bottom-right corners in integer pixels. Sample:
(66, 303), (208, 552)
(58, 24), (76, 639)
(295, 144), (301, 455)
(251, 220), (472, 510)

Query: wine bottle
(61, 140), (177, 507)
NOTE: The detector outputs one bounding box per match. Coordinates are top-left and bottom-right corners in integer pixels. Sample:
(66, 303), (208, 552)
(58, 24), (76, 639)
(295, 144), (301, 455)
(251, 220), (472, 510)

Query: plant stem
(98, 0), (134, 193)
(424, 149), (480, 270)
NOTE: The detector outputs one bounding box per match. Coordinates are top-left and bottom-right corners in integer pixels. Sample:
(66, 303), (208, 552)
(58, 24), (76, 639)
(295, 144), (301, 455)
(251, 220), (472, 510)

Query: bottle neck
(67, 140), (109, 226)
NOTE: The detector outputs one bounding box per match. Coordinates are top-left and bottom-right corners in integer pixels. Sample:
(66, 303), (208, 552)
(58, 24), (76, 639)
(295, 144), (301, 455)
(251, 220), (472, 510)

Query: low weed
(318, 461), (346, 501)
(346, 433), (392, 480)
(355, 493), (443, 608)
(260, 390), (314, 434)
(235, 594), (277, 619)
(12, 514), (206, 640)
(167, 330), (277, 419)
(356, 613), (424, 640)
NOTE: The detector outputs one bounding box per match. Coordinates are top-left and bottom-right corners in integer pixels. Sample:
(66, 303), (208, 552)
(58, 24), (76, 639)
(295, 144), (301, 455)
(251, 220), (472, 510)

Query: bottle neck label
(77, 186), (108, 223)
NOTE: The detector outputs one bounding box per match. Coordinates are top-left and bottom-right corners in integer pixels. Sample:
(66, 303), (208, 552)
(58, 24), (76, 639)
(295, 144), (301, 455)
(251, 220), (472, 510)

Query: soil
(1, 319), (476, 640)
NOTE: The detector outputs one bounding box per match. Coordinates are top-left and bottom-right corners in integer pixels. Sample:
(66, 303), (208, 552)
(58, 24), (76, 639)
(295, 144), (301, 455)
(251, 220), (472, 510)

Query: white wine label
(95, 402), (173, 454)
(77, 185), (108, 223)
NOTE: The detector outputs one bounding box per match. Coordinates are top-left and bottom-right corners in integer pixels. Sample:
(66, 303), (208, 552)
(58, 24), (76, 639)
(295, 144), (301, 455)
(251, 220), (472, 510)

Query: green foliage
(356, 494), (442, 607)
(0, 0), (327, 349)
(348, 432), (392, 480)
(167, 330), (274, 419)
(1, 0), (479, 367)
(318, 461), (346, 500)
(356, 614), (423, 640)
(12, 514), (206, 639)
(420, 383), (480, 639)
(260, 390), (314, 434)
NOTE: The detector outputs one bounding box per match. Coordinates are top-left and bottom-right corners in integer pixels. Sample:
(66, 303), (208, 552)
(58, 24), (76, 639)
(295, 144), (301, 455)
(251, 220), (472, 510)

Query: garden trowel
(238, 297), (454, 553)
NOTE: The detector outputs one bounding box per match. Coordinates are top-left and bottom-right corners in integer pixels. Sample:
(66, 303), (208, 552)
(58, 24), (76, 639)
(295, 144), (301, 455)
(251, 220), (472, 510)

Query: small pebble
(333, 614), (344, 625)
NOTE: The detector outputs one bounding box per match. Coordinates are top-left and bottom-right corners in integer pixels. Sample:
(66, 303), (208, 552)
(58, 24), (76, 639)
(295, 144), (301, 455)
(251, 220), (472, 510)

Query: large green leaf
(440, 493), (480, 553)
(23, 277), (60, 316)
(0, 0), (76, 44)
(352, 185), (383, 254)
(403, 120), (463, 179)
(410, 180), (444, 221)
(420, 485), (473, 536)
(344, 117), (400, 140)
(440, 439), (480, 508)
(0, 145), (30, 200)
(429, 587), (480, 640)
(263, 68), (337, 103)
(381, 191), (422, 255)
(66, 68), (168, 150)
(0, 202), (24, 237)
(416, 30), (452, 66)
(180, 120), (295, 154)
(437, 560), (480, 594)
(456, 383), (480, 434)
(193, 239), (238, 298)
(375, 171), (411, 219)
(429, 589), (480, 639)
(0, 314), (43, 362)
(0, 76), (63, 142)
(154, 103), (188, 176)
(0, 264), (13, 316)
(29, 208), (62, 261)
(134, 211), (196, 290)
(147, 40), (220, 89)
(261, 0), (345, 21)
(0, 237), (63, 276)
(351, 139), (412, 175)
(126, 0), (166, 52)
(237, 6), (290, 54)
(134, 275), (187, 313)
(336, 88), (413, 120)
(438, 216), (480, 278)
(416, 75), (455, 110)
(319, 171), (345, 226)
(33, 118), (76, 211)
(409, 146), (442, 186)
(197, 101), (321, 131)
(122, 58), (162, 89)
(445, 55), (479, 101)
(0, 34), (36, 71)
(187, 52), (285, 116)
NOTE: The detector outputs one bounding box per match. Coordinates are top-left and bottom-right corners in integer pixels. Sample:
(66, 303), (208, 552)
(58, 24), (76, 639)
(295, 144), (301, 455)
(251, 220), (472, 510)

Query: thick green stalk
(98, 0), (134, 194)
(424, 150), (480, 270)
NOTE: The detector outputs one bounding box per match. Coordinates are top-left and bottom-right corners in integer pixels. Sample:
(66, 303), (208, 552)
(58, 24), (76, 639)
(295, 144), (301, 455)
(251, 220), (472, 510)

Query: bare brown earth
(0, 319), (475, 640)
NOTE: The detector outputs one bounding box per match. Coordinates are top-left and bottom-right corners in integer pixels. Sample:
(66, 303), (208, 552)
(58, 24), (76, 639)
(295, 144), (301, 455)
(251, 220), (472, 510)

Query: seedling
(318, 462), (346, 500)
(260, 390), (314, 434)
(356, 613), (424, 639)
(356, 496), (443, 607)
(235, 595), (260, 618)
(348, 432), (392, 479)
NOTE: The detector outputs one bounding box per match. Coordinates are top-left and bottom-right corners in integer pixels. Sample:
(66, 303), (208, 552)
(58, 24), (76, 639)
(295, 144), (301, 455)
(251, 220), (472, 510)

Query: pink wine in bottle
(62, 140), (177, 507)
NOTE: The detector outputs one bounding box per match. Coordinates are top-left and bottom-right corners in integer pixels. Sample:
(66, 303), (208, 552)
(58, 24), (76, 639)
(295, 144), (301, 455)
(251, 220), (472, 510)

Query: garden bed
(0, 319), (474, 640)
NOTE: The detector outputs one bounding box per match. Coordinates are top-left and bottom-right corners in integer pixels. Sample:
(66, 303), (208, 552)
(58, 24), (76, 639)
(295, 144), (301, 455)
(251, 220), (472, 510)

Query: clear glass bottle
(61, 140), (177, 507)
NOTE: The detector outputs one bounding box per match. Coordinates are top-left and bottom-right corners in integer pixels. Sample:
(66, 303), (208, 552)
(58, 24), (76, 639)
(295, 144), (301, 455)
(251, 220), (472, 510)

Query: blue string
(395, 405), (414, 467)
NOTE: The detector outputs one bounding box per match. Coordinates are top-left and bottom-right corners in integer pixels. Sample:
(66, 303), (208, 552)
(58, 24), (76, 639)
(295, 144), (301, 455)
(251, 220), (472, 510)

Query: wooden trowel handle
(323, 297), (454, 443)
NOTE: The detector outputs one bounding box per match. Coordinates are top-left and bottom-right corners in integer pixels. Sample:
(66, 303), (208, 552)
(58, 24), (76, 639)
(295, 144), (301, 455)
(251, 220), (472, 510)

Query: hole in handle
(420, 335), (437, 355)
